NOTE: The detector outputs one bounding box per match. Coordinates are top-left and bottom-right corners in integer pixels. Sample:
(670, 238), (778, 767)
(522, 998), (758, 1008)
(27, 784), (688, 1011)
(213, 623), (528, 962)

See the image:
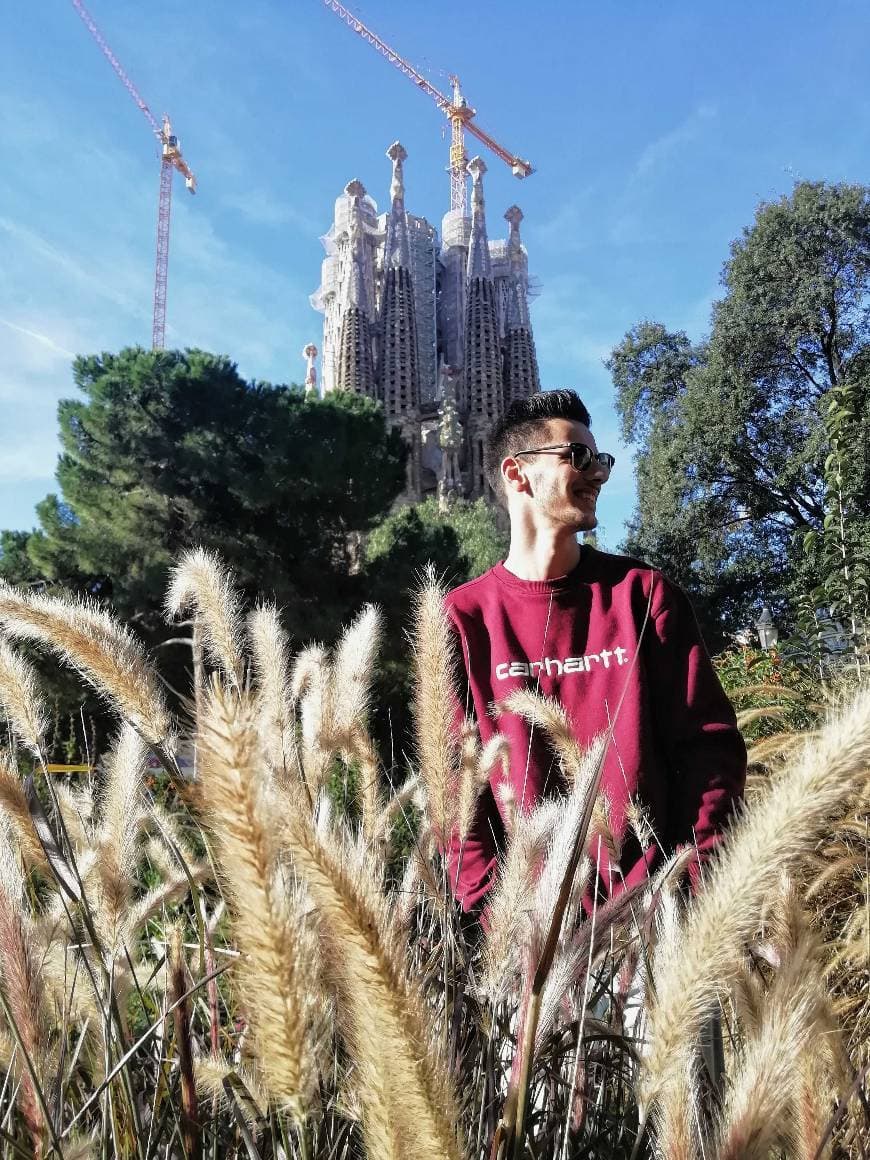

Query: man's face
(512, 418), (608, 532)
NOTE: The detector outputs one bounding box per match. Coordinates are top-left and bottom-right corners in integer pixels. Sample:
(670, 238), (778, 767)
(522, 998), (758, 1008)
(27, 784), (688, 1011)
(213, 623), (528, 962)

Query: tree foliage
(10, 347), (406, 643)
(363, 496), (508, 754)
(609, 181), (870, 645)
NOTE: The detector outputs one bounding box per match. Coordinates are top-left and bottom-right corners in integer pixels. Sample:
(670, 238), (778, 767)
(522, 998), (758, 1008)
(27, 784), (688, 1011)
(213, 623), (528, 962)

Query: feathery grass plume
(712, 892), (840, 1160)
(344, 727), (384, 841)
(0, 579), (173, 747)
(93, 725), (147, 952)
(292, 643), (337, 794)
(641, 687), (870, 1118)
(165, 547), (245, 688)
(590, 791), (621, 863)
(247, 602), (296, 777)
(194, 1055), (268, 1129)
(332, 604), (383, 740)
(497, 778), (518, 834)
(0, 819), (52, 1158)
(735, 705), (788, 730)
(625, 797), (656, 850)
(0, 757), (50, 873)
(746, 730), (815, 768)
(502, 687), (587, 786)
(280, 806), (465, 1160)
(531, 735), (608, 941)
(411, 565), (460, 844)
(197, 679), (321, 1113)
(0, 639), (47, 756)
(481, 800), (562, 1002)
(649, 1062), (700, 1160)
(455, 717), (481, 843)
(374, 772), (420, 843)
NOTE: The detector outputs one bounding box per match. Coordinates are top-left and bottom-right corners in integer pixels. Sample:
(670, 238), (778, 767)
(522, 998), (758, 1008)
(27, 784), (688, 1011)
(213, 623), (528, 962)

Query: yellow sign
(46, 764), (94, 774)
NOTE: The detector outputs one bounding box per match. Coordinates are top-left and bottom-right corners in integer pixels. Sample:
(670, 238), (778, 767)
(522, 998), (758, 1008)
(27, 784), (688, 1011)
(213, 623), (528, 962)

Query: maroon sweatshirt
(444, 548), (746, 911)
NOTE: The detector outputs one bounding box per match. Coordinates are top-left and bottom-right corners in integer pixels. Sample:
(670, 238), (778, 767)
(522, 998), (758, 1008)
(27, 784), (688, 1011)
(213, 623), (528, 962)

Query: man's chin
(561, 507), (597, 533)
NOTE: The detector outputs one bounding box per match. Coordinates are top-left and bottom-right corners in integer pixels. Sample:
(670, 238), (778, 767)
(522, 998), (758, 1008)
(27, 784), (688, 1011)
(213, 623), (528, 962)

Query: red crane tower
(322, 1), (533, 216)
(71, 0), (196, 350)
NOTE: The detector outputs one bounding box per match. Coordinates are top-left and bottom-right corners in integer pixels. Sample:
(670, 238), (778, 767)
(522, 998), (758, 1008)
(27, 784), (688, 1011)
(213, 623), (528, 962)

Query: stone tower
(310, 143), (542, 506)
(463, 157), (503, 499)
(502, 205), (540, 407)
(335, 183), (376, 398)
(378, 142), (422, 499)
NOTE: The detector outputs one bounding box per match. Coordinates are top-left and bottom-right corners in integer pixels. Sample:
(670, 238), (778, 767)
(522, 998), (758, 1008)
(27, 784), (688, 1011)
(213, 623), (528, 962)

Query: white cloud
(633, 104), (717, 179)
(0, 318), (75, 360)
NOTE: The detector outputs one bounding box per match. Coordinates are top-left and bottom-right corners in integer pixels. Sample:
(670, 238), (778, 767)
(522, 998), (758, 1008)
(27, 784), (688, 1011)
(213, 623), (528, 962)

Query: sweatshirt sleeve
(443, 611), (505, 911)
(646, 575), (746, 885)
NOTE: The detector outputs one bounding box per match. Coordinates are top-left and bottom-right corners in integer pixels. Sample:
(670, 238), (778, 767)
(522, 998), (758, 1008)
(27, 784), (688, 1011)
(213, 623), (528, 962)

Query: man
(445, 389), (746, 912)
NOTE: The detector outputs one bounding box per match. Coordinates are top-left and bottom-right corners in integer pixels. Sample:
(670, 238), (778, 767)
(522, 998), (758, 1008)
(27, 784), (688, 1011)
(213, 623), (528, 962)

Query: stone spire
(379, 143), (421, 497)
(463, 156), (502, 498)
(384, 141), (411, 269)
(466, 156), (492, 280)
(503, 205), (540, 404)
(336, 185), (376, 396)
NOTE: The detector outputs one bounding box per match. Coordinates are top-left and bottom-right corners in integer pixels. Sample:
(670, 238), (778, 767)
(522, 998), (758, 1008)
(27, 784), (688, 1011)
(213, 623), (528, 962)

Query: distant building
(309, 143), (540, 504)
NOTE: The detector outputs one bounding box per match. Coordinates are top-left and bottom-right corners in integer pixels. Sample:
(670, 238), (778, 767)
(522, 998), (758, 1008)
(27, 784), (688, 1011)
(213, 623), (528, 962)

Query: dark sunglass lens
(571, 444), (593, 471)
(600, 453), (615, 470)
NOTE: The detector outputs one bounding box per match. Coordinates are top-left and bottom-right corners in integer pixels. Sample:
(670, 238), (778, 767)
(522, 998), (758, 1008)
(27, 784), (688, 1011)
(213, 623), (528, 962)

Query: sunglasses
(513, 442), (616, 473)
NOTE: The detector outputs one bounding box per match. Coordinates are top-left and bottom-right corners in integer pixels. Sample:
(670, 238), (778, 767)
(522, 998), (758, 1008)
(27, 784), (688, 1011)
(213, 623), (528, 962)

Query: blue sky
(2, 0), (868, 543)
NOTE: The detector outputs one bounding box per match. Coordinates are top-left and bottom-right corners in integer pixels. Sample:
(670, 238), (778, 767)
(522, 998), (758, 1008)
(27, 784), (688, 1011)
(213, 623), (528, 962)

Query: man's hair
(485, 389), (592, 496)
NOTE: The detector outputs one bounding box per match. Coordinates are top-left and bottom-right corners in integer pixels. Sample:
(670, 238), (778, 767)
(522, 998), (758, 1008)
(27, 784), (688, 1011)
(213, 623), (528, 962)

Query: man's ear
(502, 456), (528, 494)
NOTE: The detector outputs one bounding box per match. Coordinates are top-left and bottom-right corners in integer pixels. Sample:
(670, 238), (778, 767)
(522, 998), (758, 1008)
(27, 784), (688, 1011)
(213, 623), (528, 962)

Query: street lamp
(755, 607), (779, 650)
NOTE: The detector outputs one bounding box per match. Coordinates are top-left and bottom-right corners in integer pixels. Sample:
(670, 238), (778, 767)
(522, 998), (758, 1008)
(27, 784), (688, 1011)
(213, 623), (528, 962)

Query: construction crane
(71, 0), (196, 350)
(322, 1), (533, 216)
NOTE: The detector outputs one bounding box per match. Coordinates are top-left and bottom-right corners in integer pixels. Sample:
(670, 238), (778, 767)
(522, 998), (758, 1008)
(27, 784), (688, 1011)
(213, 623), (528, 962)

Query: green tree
(363, 497), (508, 755)
(364, 496), (507, 599)
(15, 347), (406, 644)
(609, 182), (870, 645)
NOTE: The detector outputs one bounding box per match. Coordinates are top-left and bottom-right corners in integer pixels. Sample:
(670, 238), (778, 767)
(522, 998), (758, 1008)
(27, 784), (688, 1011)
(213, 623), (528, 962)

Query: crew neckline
(493, 546), (589, 594)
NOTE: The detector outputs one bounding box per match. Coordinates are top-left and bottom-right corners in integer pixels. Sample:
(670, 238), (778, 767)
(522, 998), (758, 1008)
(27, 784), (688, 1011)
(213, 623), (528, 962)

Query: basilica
(308, 143), (540, 503)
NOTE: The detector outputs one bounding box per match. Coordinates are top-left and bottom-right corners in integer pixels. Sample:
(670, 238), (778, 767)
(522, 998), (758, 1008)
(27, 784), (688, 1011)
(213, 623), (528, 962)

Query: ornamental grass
(0, 549), (865, 1158)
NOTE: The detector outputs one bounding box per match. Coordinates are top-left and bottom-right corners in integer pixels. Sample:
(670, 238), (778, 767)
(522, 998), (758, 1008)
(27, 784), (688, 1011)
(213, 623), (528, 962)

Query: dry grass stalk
(293, 644), (337, 794)
(169, 924), (201, 1160)
(501, 687), (587, 786)
(247, 603), (296, 777)
(94, 725), (147, 952)
(481, 800), (563, 1002)
(197, 679), (320, 1113)
(746, 730), (814, 767)
(0, 757), (50, 873)
(344, 727), (384, 841)
(165, 547), (245, 688)
(194, 1055), (268, 1128)
(374, 772), (420, 843)
(0, 831), (52, 1159)
(411, 566), (460, 844)
(714, 892), (841, 1159)
(0, 640), (47, 757)
(332, 604), (382, 741)
(0, 580), (173, 746)
(735, 705), (788, 730)
(454, 728), (509, 851)
(280, 806), (465, 1160)
(642, 688), (870, 1120)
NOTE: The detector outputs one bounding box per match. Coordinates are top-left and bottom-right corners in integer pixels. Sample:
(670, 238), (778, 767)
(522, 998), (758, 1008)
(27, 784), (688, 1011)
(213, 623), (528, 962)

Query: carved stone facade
(309, 143), (540, 503)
